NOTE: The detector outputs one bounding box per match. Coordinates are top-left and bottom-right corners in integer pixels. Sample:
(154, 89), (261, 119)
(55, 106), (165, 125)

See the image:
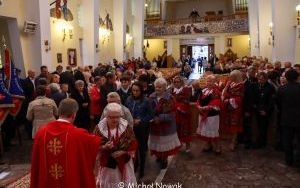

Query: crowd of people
(1, 55), (300, 187)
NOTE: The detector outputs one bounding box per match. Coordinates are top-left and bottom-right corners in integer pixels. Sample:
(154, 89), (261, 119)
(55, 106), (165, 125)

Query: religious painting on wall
(67, 48), (77, 67)
(227, 38), (232, 47)
(57, 53), (62, 63)
(99, 13), (113, 31)
(164, 41), (167, 49)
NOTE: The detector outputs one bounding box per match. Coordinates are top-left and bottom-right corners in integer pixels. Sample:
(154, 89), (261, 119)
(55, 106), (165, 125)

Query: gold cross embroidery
(49, 164), (64, 180)
(47, 138), (63, 155)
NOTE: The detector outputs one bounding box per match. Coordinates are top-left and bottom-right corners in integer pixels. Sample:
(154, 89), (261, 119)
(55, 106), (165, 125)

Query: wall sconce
(248, 37), (251, 47)
(44, 40), (51, 52)
(126, 33), (133, 45)
(296, 5), (300, 25)
(268, 22), (274, 46)
(99, 27), (111, 44)
(125, 33), (133, 48)
(56, 19), (73, 41)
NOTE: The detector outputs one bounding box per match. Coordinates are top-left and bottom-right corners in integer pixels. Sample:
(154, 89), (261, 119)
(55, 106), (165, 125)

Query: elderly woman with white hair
(100, 92), (134, 128)
(95, 103), (137, 188)
(149, 77), (181, 169)
(222, 70), (244, 151)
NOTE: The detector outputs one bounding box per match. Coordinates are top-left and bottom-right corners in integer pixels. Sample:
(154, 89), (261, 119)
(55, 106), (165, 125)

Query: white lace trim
(97, 118), (128, 138)
(229, 98), (238, 109)
(149, 133), (181, 152)
(197, 115), (220, 138)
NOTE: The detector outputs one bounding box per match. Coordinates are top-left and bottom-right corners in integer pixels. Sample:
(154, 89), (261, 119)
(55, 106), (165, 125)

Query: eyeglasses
(107, 115), (121, 119)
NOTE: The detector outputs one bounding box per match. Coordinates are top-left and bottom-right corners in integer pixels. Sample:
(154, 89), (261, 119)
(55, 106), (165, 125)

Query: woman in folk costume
(222, 70), (244, 151)
(171, 76), (193, 152)
(196, 75), (222, 154)
(94, 103), (137, 188)
(149, 78), (181, 169)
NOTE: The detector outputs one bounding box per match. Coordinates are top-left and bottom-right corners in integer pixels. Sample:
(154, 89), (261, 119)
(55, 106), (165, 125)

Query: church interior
(0, 0), (300, 187)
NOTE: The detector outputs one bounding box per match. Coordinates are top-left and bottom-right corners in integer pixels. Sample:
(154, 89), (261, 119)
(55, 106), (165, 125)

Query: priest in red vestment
(30, 98), (101, 188)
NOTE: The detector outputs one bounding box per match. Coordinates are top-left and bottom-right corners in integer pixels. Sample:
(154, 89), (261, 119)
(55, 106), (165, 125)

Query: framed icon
(227, 38), (232, 47)
(67, 48), (77, 67)
(57, 53), (62, 63)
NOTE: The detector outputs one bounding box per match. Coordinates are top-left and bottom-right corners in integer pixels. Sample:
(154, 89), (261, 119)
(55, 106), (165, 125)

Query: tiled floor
(1, 127), (300, 187)
(162, 140), (300, 187)
(189, 62), (203, 80)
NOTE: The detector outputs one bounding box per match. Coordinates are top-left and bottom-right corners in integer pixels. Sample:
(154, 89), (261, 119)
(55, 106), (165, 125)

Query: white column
(214, 35), (226, 56)
(167, 39), (173, 56)
(24, 0), (52, 71)
(232, 0), (236, 14)
(161, 0), (167, 20)
(271, 0), (297, 63)
(7, 19), (25, 76)
(81, 0), (100, 66)
(296, 26), (300, 63)
(113, 0), (127, 61)
(257, 0), (273, 60)
(132, 0), (144, 59)
(172, 39), (180, 61)
(248, 0), (260, 57)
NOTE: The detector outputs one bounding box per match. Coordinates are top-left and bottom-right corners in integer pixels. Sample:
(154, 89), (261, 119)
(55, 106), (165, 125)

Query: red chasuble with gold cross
(30, 121), (101, 188)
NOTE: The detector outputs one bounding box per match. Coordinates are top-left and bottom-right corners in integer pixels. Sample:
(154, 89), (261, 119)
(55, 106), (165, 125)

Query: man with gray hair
(49, 83), (66, 107)
(31, 98), (101, 188)
(100, 92), (134, 128)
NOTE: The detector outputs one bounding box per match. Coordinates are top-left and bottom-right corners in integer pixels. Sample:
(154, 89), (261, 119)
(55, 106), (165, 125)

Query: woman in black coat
(71, 80), (90, 131)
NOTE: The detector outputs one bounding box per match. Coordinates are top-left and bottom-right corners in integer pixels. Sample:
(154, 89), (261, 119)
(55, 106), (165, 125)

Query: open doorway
(191, 45), (208, 74)
(192, 45), (208, 60)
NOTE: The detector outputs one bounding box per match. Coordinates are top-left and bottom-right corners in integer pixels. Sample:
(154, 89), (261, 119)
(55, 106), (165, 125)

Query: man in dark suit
(255, 71), (276, 148)
(277, 69), (300, 167)
(35, 65), (50, 86)
(20, 69), (36, 138)
(100, 72), (117, 110)
(117, 75), (132, 105)
(52, 65), (63, 75)
(243, 66), (259, 149)
(60, 66), (75, 92)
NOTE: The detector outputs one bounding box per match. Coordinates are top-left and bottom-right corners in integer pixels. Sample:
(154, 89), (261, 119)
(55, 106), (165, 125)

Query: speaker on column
(23, 21), (38, 34)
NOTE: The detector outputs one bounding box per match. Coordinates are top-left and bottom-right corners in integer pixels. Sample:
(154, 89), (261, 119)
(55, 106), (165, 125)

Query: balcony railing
(145, 13), (249, 37)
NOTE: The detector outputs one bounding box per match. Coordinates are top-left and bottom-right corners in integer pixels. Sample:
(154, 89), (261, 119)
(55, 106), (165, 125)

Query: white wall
(0, 0), (34, 75)
(50, 0), (83, 68)
(113, 0), (127, 61)
(99, 0), (115, 64)
(248, 0), (260, 57)
(271, 0), (297, 63)
(258, 0), (273, 61)
(214, 35), (226, 56)
(126, 0), (134, 59)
